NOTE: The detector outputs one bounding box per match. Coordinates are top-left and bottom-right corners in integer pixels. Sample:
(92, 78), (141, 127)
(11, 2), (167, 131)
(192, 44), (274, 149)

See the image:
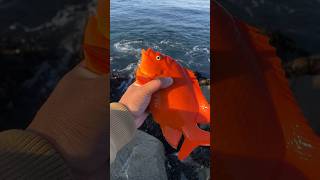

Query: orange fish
(213, 1), (320, 179)
(135, 48), (210, 160)
(83, 0), (109, 74)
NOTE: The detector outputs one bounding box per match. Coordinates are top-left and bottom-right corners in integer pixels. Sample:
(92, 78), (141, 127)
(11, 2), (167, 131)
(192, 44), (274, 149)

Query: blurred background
(217, 0), (320, 134)
(0, 0), (96, 130)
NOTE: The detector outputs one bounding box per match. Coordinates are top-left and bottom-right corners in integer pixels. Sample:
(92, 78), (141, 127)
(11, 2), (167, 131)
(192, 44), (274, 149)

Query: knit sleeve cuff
(110, 103), (137, 157)
(0, 129), (73, 179)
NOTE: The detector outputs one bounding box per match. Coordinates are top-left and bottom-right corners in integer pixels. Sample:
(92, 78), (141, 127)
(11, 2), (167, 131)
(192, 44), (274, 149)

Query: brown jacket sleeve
(110, 102), (137, 164)
(0, 129), (73, 179)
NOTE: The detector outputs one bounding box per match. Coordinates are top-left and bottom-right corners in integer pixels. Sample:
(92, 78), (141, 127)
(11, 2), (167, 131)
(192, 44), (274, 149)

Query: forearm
(110, 102), (137, 164)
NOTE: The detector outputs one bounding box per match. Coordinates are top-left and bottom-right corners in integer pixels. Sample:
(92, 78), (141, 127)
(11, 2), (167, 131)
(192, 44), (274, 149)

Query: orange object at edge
(83, 0), (109, 74)
(213, 1), (320, 179)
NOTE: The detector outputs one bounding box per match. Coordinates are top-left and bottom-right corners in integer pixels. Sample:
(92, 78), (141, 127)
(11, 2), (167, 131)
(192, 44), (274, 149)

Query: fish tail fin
(178, 125), (210, 160)
(177, 138), (197, 160)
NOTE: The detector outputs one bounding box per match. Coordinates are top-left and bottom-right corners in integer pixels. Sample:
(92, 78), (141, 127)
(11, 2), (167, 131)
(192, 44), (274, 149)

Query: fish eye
(156, 56), (161, 61)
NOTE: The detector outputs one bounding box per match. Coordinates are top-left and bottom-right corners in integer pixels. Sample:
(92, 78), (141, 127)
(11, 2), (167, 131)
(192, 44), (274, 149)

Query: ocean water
(110, 0), (210, 77)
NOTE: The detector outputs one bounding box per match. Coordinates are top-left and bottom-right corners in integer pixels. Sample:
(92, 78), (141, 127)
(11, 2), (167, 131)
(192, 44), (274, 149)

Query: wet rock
(111, 130), (167, 180)
(283, 55), (320, 78)
(268, 31), (310, 64)
(110, 73), (134, 102)
(165, 154), (210, 180)
(200, 85), (210, 101)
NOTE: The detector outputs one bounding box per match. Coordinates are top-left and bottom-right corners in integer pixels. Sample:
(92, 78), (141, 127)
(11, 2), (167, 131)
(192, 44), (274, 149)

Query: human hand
(27, 61), (107, 180)
(119, 77), (173, 128)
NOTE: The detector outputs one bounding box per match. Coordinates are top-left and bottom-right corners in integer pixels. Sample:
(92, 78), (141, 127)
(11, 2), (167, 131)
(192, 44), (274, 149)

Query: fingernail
(163, 77), (173, 87)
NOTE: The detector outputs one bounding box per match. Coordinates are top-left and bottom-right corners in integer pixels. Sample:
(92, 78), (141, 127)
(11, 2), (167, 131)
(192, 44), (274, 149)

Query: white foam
(113, 40), (142, 54)
(118, 63), (137, 73)
(159, 39), (183, 48)
(185, 45), (209, 56)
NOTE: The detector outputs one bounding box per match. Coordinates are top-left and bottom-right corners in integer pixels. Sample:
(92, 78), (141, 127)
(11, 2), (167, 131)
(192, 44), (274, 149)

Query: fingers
(142, 77), (173, 94)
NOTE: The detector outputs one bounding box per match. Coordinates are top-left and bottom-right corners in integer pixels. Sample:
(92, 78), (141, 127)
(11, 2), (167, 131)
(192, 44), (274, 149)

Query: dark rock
(111, 130), (167, 180)
(268, 31), (310, 64)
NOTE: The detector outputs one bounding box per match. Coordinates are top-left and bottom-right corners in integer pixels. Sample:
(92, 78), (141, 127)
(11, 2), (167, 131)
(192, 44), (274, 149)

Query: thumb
(143, 77), (173, 95)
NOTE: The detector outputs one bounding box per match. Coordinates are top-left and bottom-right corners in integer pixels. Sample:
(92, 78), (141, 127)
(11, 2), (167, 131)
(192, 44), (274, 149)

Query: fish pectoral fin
(178, 125), (210, 160)
(185, 68), (211, 124)
(162, 126), (182, 149)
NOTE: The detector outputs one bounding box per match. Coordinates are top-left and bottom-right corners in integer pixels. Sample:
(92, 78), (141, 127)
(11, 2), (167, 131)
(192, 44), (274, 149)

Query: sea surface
(110, 0), (210, 77)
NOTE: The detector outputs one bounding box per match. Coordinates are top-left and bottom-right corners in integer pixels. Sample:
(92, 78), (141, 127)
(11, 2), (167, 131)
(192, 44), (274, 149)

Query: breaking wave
(118, 63), (137, 73)
(113, 40), (143, 54)
(185, 45), (209, 57)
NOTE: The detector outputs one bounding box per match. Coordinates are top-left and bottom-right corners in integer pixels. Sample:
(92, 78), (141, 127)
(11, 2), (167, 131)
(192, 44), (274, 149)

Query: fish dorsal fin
(185, 68), (197, 81)
(185, 68), (211, 124)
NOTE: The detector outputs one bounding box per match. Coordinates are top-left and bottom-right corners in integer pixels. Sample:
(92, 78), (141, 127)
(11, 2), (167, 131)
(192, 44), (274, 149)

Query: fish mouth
(137, 65), (154, 78)
(136, 66), (157, 84)
(141, 48), (146, 54)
